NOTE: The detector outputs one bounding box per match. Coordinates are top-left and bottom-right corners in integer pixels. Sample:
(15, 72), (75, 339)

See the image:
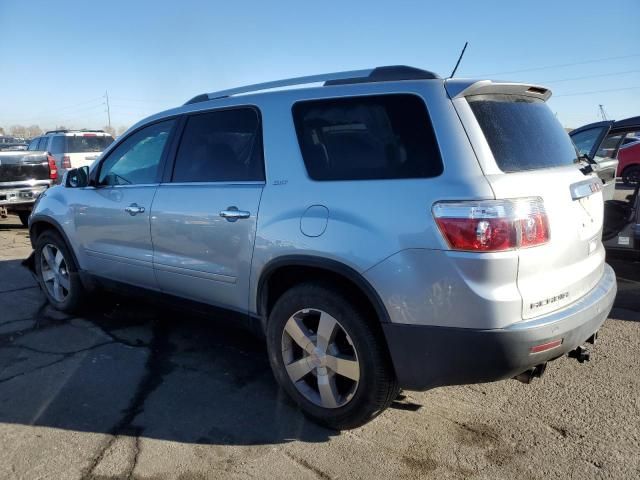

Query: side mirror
(64, 166), (90, 188)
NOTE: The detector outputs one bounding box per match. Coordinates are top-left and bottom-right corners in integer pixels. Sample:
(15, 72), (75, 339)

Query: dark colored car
(570, 116), (640, 192)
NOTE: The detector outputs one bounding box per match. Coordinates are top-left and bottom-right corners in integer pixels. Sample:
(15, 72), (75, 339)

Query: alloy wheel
(281, 308), (360, 409)
(40, 243), (70, 302)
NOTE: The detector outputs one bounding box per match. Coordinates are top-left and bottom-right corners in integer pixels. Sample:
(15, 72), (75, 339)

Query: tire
(266, 282), (398, 430)
(622, 165), (640, 186)
(34, 230), (86, 313)
(18, 212), (30, 227)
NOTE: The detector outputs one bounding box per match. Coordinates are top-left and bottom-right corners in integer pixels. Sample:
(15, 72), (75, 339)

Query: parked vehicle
(27, 130), (114, 182)
(26, 66), (616, 429)
(0, 143), (28, 151)
(603, 182), (639, 254)
(617, 137), (640, 185)
(0, 150), (55, 225)
(570, 117), (640, 196)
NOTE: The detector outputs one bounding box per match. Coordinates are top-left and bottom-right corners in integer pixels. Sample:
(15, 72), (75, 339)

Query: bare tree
(103, 125), (116, 137)
(9, 125), (27, 138)
(0, 126), (5, 136)
(116, 125), (129, 137)
(26, 125), (43, 138)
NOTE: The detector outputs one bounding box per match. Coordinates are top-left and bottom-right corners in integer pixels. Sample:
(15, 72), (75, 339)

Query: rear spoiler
(445, 79), (552, 101)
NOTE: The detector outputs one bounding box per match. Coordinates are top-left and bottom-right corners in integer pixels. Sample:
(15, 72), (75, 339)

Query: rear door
(74, 120), (176, 289)
(151, 107), (264, 313)
(450, 85), (606, 320)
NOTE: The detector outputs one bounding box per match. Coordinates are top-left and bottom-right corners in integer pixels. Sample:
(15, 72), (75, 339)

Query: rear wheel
(34, 230), (86, 313)
(266, 283), (397, 429)
(622, 165), (640, 186)
(18, 212), (30, 227)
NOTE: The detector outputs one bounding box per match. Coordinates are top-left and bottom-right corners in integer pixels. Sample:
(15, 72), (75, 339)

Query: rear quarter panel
(248, 81), (495, 315)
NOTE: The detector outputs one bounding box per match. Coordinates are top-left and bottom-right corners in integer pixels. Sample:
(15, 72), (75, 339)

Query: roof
(44, 129), (107, 135)
(185, 65), (440, 105)
(571, 116), (640, 135)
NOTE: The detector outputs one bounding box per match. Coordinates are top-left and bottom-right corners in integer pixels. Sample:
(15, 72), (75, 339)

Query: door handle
(220, 206), (250, 221)
(125, 203), (145, 216)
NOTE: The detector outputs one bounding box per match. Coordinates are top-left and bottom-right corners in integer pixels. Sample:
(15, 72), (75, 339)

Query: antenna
(598, 104), (608, 121)
(449, 42), (469, 78)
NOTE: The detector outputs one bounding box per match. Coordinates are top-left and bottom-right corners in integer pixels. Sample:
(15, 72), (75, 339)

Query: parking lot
(0, 213), (638, 480)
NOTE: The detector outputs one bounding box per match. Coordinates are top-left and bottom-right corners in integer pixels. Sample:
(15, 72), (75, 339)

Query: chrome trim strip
(154, 262), (237, 284)
(85, 249), (153, 268)
(570, 178), (603, 200)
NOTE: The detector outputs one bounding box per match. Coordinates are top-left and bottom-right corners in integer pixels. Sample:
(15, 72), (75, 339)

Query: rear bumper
(0, 184), (48, 208)
(383, 263), (617, 390)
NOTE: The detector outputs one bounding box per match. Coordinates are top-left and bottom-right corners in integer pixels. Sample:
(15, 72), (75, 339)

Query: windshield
(65, 135), (114, 153)
(468, 94), (578, 172)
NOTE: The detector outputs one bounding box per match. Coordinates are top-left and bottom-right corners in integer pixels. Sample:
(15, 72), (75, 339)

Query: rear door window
(570, 127), (609, 158)
(172, 108), (264, 182)
(292, 94), (443, 181)
(468, 94), (579, 172)
(37, 137), (49, 151)
(50, 136), (65, 154)
(65, 135), (114, 153)
(27, 138), (40, 151)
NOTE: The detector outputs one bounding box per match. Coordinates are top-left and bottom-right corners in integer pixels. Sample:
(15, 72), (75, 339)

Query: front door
(74, 120), (176, 289)
(151, 107), (264, 313)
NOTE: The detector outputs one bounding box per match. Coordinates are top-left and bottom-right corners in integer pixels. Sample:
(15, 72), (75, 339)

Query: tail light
(47, 155), (58, 181)
(62, 155), (72, 169)
(433, 198), (549, 252)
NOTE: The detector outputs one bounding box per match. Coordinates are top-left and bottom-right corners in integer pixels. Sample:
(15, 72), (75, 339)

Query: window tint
(27, 138), (40, 151)
(172, 108), (264, 182)
(98, 120), (174, 186)
(50, 136), (65, 154)
(468, 94), (578, 172)
(292, 95), (443, 181)
(570, 127), (606, 157)
(37, 137), (48, 151)
(596, 134), (623, 159)
(66, 135), (114, 153)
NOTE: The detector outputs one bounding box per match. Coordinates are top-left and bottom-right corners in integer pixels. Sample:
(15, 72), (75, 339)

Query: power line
(539, 69), (640, 84)
(553, 86), (640, 97)
(475, 53), (640, 76)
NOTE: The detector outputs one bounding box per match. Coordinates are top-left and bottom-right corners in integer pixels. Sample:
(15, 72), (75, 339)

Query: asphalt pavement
(0, 212), (638, 480)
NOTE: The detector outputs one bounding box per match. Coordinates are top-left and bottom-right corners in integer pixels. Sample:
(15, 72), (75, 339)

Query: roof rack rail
(185, 65), (440, 105)
(44, 129), (106, 135)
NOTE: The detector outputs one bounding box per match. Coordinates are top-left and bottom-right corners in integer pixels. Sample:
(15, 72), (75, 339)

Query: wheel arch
(257, 255), (391, 329)
(29, 216), (81, 269)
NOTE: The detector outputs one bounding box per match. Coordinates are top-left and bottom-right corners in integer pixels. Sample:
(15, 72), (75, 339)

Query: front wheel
(34, 230), (86, 313)
(622, 165), (640, 186)
(266, 283), (398, 430)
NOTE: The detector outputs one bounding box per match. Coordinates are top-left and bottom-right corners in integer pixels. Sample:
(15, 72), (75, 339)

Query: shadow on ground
(0, 258), (336, 446)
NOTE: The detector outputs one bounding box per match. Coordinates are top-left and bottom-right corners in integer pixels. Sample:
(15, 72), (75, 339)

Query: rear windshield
(468, 94), (578, 172)
(65, 135), (114, 153)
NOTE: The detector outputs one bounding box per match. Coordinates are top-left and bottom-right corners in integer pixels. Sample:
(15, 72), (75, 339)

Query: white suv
(27, 130), (114, 180)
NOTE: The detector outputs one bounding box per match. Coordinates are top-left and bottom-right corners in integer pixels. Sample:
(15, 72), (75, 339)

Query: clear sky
(1, 0), (638, 132)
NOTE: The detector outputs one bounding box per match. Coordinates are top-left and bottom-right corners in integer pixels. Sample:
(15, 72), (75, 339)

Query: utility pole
(105, 90), (111, 129)
(598, 104), (608, 121)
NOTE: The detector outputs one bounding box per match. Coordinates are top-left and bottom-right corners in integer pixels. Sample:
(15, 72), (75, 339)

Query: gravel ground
(0, 208), (638, 480)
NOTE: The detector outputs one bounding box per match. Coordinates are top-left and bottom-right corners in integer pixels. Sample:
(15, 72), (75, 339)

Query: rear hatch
(64, 134), (114, 168)
(0, 151), (50, 183)
(448, 81), (605, 319)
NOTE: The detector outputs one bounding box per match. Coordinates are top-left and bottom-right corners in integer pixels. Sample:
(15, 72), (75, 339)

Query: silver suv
(27, 66), (617, 429)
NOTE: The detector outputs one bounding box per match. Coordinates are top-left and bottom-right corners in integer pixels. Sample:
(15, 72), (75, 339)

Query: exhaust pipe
(568, 345), (591, 363)
(514, 363), (547, 384)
